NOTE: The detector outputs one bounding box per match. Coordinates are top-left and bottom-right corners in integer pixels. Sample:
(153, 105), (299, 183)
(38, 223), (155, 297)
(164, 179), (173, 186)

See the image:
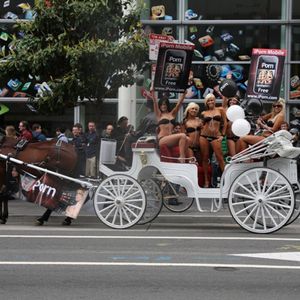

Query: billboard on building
(246, 48), (286, 101)
(154, 42), (194, 93)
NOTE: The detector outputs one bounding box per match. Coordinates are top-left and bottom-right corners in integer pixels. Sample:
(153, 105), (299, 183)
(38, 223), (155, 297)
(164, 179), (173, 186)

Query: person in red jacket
(18, 120), (33, 141)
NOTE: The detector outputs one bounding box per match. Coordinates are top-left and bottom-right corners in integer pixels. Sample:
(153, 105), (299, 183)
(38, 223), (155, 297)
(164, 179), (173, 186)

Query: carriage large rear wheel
(285, 192), (300, 226)
(94, 174), (146, 229)
(138, 179), (163, 225)
(162, 182), (194, 213)
(228, 167), (295, 234)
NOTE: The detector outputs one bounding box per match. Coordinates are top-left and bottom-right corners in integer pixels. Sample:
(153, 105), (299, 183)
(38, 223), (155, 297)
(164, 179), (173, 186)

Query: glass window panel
(291, 26), (300, 61)
(292, 0), (300, 19)
(184, 25), (283, 62)
(142, 0), (178, 20)
(144, 24), (179, 39)
(187, 63), (250, 100)
(290, 64), (300, 100)
(186, 0), (282, 20)
(0, 0), (35, 20)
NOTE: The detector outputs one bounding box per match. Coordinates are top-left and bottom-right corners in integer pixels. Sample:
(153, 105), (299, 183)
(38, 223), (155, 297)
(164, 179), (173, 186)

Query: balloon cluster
(226, 105), (251, 137)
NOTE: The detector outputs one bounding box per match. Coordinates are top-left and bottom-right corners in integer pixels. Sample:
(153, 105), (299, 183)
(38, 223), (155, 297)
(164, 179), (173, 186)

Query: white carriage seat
(266, 130), (300, 159)
(131, 135), (157, 149)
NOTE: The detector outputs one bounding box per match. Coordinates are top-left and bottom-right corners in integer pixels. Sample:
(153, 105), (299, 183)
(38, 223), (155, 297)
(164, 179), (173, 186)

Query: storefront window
(292, 0), (300, 19)
(291, 26), (300, 61)
(0, 0), (35, 20)
(142, 0), (178, 20)
(290, 64), (300, 100)
(185, 0), (282, 20)
(144, 24), (178, 39)
(185, 25), (283, 62)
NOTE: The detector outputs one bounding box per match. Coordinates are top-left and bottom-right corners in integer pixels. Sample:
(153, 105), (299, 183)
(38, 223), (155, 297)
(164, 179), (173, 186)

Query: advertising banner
(246, 48), (286, 101)
(149, 33), (174, 61)
(154, 42), (195, 93)
(23, 173), (88, 219)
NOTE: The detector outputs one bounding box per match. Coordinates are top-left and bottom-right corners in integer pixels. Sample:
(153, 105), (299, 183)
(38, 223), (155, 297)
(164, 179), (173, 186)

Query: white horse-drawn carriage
(1, 130), (300, 234)
(95, 130), (300, 234)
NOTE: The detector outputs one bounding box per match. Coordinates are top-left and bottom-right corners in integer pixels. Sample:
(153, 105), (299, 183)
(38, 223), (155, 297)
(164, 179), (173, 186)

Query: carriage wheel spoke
(267, 200), (292, 210)
(122, 183), (136, 199)
(103, 205), (117, 219)
(266, 185), (288, 198)
(109, 180), (119, 197)
(235, 202), (256, 216)
(252, 206), (260, 228)
(119, 178), (126, 196)
(237, 182), (257, 197)
(261, 172), (269, 194)
(242, 204), (259, 224)
(125, 203), (142, 214)
(260, 204), (267, 230)
(96, 193), (115, 201)
(125, 198), (144, 203)
(246, 175), (258, 194)
(121, 207), (131, 223)
(262, 205), (278, 227)
(255, 171), (262, 193)
(123, 205), (139, 218)
(231, 199), (256, 206)
(232, 192), (255, 200)
(264, 175), (280, 195)
(119, 208), (123, 227)
(98, 203), (114, 213)
(112, 207), (119, 224)
(265, 203), (286, 219)
(102, 185), (117, 199)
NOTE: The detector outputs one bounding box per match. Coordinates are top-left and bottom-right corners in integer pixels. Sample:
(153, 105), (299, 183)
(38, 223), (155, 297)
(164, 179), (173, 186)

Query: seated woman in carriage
(238, 98), (285, 152)
(152, 90), (190, 163)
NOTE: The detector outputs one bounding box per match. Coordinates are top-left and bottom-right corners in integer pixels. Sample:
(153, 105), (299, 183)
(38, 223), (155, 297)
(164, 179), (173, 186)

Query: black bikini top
(158, 118), (176, 126)
(266, 120), (274, 127)
(186, 127), (201, 133)
(203, 115), (222, 123)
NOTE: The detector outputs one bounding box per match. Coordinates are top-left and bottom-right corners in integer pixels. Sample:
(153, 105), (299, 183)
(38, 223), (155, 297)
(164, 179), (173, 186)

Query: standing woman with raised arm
(152, 90), (189, 163)
(200, 93), (227, 187)
(182, 102), (203, 162)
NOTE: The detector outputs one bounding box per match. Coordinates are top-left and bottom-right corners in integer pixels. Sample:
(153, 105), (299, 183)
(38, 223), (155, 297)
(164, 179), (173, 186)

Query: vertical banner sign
(246, 48), (286, 101)
(154, 42), (195, 93)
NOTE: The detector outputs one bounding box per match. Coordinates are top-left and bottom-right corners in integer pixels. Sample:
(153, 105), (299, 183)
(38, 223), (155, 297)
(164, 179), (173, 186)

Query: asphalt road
(1, 199), (300, 300)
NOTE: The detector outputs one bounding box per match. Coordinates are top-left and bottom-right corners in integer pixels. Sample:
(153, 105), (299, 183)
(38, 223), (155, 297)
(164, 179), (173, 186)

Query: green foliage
(0, 0), (148, 114)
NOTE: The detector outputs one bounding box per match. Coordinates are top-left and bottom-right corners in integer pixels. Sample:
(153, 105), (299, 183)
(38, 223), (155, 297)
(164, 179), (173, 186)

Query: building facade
(0, 0), (300, 134)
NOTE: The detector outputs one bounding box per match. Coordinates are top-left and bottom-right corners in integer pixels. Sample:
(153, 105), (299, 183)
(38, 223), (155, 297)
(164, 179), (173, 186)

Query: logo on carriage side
(139, 151), (147, 165)
(32, 180), (57, 198)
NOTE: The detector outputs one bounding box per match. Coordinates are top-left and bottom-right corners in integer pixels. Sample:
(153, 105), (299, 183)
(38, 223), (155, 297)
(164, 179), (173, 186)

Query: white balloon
(226, 105), (245, 122)
(232, 119), (251, 137)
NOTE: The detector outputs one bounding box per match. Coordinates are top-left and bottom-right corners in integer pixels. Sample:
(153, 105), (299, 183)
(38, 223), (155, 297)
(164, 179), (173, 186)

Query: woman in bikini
(239, 98), (285, 152)
(200, 93), (227, 187)
(224, 96), (241, 157)
(182, 102), (203, 162)
(152, 90), (189, 162)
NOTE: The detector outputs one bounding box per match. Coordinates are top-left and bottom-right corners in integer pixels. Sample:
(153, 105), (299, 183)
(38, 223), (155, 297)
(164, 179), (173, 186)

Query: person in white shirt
(56, 127), (69, 143)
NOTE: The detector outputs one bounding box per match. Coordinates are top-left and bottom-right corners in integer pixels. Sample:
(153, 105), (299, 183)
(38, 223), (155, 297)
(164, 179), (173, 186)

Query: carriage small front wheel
(93, 174), (146, 229)
(228, 167), (295, 234)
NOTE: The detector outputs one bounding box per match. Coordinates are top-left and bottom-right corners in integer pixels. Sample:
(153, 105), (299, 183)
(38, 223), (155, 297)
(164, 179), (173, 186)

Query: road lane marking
(1, 235), (300, 241)
(232, 252), (300, 262)
(0, 261), (299, 269)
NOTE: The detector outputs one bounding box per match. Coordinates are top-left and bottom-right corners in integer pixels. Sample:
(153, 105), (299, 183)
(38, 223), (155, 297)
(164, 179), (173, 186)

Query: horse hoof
(35, 219), (44, 226)
(62, 218), (72, 226)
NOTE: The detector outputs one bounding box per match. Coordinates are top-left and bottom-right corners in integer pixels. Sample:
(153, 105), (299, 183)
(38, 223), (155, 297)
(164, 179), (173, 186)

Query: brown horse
(0, 137), (77, 224)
